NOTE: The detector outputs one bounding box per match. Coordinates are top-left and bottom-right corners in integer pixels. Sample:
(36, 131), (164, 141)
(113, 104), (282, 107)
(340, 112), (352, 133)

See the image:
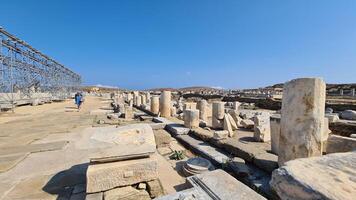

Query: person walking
(74, 92), (83, 111)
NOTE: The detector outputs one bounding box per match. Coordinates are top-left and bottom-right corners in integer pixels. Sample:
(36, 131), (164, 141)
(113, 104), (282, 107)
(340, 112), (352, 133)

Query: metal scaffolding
(0, 27), (81, 111)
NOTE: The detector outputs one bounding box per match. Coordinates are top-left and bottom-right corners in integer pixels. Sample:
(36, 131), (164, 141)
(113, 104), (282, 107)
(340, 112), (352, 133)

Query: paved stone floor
(0, 96), (191, 200)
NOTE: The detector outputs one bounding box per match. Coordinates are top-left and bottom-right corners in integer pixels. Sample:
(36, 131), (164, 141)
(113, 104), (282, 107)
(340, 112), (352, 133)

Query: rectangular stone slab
(88, 124), (156, 163)
(86, 156), (158, 193)
(188, 169), (266, 200)
(271, 151), (356, 200)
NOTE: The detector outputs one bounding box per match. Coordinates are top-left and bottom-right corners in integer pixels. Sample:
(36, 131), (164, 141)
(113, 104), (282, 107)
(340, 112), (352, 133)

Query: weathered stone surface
(223, 114), (234, 137)
(104, 186), (151, 200)
(270, 152), (356, 200)
(270, 114), (281, 155)
(188, 169), (266, 200)
(228, 157), (249, 177)
(326, 134), (356, 154)
(183, 102), (197, 111)
(227, 113), (238, 130)
(147, 179), (164, 198)
(233, 101), (241, 111)
(241, 119), (254, 129)
(279, 78), (326, 165)
(150, 96), (159, 115)
(159, 91), (171, 117)
(212, 102), (225, 129)
(253, 113), (271, 142)
(85, 192), (103, 200)
(184, 109), (200, 129)
(325, 113), (339, 123)
(86, 156), (158, 193)
(253, 152), (278, 173)
(340, 110), (356, 120)
(165, 123), (190, 135)
(212, 102), (225, 120)
(197, 99), (208, 122)
(213, 130), (228, 140)
(124, 106), (134, 119)
(89, 124), (156, 163)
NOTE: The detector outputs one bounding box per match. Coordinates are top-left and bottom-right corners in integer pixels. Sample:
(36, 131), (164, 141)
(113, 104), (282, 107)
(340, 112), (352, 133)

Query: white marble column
(279, 78), (326, 166)
(160, 91), (171, 117)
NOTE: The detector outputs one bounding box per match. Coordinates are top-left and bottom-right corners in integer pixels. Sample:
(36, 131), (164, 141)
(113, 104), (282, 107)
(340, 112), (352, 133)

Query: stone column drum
(184, 109), (200, 129)
(197, 99), (208, 122)
(160, 91), (171, 117)
(279, 78), (326, 166)
(212, 102), (225, 129)
(150, 96), (160, 115)
(135, 95), (142, 106)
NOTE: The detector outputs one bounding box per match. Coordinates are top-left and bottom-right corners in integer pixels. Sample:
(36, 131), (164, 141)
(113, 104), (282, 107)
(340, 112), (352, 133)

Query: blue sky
(1, 0), (356, 89)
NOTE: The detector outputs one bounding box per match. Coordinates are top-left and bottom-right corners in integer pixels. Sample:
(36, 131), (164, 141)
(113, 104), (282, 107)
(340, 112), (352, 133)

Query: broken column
(133, 91), (139, 105)
(135, 95), (142, 107)
(150, 96), (159, 115)
(141, 95), (147, 106)
(197, 99), (208, 122)
(279, 78), (326, 166)
(352, 88), (355, 97)
(212, 102), (225, 129)
(159, 91), (171, 117)
(184, 109), (200, 129)
(253, 112), (271, 142)
(232, 101), (241, 111)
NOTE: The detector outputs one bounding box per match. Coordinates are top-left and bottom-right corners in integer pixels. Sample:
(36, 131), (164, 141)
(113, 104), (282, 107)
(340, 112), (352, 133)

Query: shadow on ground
(42, 163), (88, 200)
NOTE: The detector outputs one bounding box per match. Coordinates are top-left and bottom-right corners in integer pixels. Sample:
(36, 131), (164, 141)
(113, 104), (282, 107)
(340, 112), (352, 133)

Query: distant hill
(148, 86), (223, 92)
(265, 83), (356, 90)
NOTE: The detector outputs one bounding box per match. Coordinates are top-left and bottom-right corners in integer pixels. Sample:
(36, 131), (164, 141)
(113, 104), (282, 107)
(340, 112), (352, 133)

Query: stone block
(213, 130), (229, 140)
(271, 152), (356, 200)
(253, 112), (271, 142)
(86, 157), (158, 193)
(223, 114), (234, 137)
(104, 186), (151, 200)
(241, 119), (254, 129)
(147, 179), (164, 198)
(326, 134), (356, 154)
(184, 109), (200, 129)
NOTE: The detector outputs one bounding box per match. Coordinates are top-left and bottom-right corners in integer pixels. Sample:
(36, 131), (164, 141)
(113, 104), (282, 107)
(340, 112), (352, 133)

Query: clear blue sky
(1, 0), (356, 89)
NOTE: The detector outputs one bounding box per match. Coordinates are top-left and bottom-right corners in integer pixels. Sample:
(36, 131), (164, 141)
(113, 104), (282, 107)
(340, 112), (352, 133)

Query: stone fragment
(270, 152), (356, 200)
(183, 157), (214, 176)
(279, 78), (325, 165)
(104, 186), (151, 200)
(233, 101), (241, 110)
(183, 102), (197, 111)
(86, 157), (158, 193)
(228, 109), (241, 126)
(326, 134), (356, 154)
(124, 106), (134, 119)
(184, 109), (200, 129)
(85, 192), (103, 200)
(147, 179), (164, 198)
(325, 107), (333, 114)
(170, 106), (177, 117)
(253, 112), (271, 142)
(228, 157), (249, 177)
(227, 113), (238, 130)
(223, 114), (234, 137)
(197, 99), (208, 122)
(270, 114), (281, 155)
(159, 91), (171, 117)
(340, 110), (356, 120)
(241, 119), (254, 129)
(150, 96), (159, 115)
(137, 183), (146, 190)
(212, 102), (225, 129)
(325, 113), (339, 123)
(213, 130), (228, 140)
